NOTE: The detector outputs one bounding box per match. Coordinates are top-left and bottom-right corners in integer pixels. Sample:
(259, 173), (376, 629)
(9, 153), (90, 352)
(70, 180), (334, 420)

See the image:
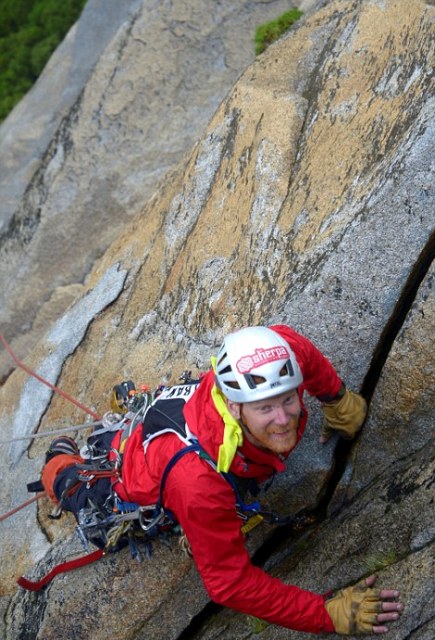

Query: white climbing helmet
(215, 326), (303, 403)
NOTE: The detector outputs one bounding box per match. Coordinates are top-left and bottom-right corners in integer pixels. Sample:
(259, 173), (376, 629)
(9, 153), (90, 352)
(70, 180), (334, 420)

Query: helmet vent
(217, 352), (228, 368)
(226, 380), (241, 390)
(245, 374), (266, 389)
(218, 364), (232, 375)
(282, 362), (294, 377)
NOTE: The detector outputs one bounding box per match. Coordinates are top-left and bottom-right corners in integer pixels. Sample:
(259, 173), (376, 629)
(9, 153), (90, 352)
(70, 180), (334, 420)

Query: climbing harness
(69, 381), (204, 558)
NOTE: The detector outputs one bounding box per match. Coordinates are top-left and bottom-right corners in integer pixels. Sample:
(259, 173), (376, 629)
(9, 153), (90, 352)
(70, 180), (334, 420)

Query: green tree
(0, 0), (34, 37)
(0, 0), (87, 123)
(254, 8), (303, 56)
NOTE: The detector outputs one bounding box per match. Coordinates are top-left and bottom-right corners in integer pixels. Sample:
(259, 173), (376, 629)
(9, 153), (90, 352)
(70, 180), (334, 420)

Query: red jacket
(113, 325), (341, 633)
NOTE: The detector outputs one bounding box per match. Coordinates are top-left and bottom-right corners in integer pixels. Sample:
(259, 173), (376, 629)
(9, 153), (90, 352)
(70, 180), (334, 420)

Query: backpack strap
(156, 442), (202, 513)
(156, 440), (308, 529)
(155, 440), (268, 524)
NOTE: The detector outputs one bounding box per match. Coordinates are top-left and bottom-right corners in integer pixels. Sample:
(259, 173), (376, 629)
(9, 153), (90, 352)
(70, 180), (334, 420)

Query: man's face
(227, 389), (301, 454)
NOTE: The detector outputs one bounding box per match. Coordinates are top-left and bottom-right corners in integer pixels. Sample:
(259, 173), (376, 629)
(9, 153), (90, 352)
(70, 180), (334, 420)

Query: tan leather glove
(321, 388), (367, 440)
(325, 580), (383, 634)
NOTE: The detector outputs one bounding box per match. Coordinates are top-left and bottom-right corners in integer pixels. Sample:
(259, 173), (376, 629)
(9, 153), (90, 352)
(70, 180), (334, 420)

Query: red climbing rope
(0, 492), (46, 523)
(0, 331), (101, 420)
(0, 330), (102, 522)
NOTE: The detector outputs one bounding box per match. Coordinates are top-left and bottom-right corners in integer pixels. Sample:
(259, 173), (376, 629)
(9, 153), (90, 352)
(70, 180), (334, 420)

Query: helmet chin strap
(239, 406), (276, 454)
(239, 405), (255, 440)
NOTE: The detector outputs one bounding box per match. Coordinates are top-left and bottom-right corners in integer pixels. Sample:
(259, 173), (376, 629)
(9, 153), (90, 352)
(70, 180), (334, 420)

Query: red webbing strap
(17, 549), (104, 591)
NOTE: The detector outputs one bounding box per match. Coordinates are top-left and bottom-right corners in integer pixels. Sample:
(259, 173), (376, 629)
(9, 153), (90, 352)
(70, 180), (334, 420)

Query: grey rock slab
(0, 0), (143, 233)
(181, 443), (435, 640)
(334, 264), (435, 508)
(0, 0), (298, 379)
(7, 263), (127, 465)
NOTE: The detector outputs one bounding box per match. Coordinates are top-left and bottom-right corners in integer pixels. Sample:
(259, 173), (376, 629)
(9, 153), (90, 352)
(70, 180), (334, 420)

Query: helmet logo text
(236, 347), (289, 374)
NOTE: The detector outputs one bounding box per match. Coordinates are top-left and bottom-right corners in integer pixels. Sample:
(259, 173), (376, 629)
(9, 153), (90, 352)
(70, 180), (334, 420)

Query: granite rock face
(189, 443), (435, 640)
(336, 265), (435, 507)
(0, 0), (434, 638)
(0, 0), (301, 381)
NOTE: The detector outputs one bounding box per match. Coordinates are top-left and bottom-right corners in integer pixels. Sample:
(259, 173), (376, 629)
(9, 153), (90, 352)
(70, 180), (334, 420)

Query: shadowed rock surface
(0, 0), (433, 638)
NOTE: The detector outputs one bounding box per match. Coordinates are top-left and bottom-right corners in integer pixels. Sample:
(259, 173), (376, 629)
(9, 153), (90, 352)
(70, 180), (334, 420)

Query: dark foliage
(0, 0), (87, 122)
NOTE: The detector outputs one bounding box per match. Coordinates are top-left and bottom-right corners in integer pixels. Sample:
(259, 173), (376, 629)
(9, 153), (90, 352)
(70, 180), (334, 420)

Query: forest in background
(0, 0), (87, 122)
(0, 1), (303, 125)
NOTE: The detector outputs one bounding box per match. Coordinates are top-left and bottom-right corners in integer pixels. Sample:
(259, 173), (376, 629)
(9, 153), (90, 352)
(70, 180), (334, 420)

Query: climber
(40, 325), (404, 635)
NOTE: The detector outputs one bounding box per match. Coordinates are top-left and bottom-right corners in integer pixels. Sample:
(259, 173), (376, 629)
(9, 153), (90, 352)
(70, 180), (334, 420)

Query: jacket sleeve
(271, 324), (342, 401)
(163, 452), (335, 634)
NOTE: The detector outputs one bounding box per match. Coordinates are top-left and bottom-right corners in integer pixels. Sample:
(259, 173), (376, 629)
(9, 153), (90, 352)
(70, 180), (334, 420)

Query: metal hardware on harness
(79, 505), (141, 529)
(138, 506), (167, 533)
(77, 502), (139, 551)
(76, 505), (109, 550)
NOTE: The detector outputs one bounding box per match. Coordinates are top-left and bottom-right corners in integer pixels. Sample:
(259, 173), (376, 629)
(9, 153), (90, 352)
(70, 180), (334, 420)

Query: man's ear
(226, 398), (241, 420)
